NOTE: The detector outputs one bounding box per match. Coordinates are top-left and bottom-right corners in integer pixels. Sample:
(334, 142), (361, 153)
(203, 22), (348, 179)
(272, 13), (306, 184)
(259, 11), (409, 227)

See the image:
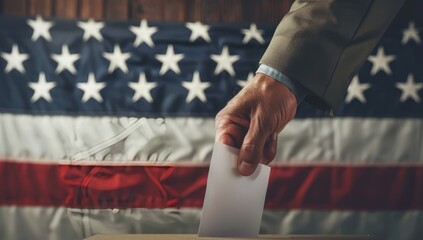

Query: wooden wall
(1, 0), (421, 24)
(0, 0), (293, 24)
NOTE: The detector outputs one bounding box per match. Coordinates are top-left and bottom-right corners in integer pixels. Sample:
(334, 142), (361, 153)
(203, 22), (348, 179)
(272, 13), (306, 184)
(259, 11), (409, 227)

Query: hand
(215, 73), (297, 176)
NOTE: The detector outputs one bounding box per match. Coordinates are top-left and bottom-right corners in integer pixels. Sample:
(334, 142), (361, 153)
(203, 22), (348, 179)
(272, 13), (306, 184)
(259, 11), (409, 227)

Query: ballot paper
(198, 142), (271, 238)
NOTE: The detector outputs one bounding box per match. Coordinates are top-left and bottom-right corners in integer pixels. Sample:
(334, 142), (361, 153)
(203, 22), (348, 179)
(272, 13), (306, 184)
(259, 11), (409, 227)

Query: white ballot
(198, 142), (271, 238)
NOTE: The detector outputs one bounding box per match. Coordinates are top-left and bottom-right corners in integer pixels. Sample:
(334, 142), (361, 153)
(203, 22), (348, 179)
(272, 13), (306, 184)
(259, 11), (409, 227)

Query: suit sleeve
(260, 0), (405, 115)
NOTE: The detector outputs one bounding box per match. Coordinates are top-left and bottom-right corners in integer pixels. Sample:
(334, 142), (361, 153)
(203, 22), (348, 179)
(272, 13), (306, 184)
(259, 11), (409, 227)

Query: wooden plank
(55, 0), (78, 18)
(240, 0), (262, 23)
(260, 0), (273, 24)
(163, 0), (185, 22)
(2, 0), (27, 16)
(282, 0), (294, 16)
(185, 0), (201, 22)
(104, 0), (128, 20)
(222, 0), (242, 23)
(80, 0), (104, 20)
(129, 0), (142, 19)
(28, 0), (53, 16)
(128, 0), (293, 23)
(130, 0), (163, 21)
(263, 0), (293, 24)
(201, 0), (222, 23)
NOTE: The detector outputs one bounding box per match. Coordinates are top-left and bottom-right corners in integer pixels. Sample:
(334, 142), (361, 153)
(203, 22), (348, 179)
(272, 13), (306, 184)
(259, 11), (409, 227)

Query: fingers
(216, 126), (245, 149)
(263, 133), (278, 165)
(218, 133), (236, 147)
(237, 115), (270, 176)
(215, 74), (297, 176)
(215, 112), (249, 149)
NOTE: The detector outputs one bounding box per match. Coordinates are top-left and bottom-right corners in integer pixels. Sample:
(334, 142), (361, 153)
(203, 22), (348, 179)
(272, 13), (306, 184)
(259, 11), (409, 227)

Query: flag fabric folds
(0, 14), (422, 240)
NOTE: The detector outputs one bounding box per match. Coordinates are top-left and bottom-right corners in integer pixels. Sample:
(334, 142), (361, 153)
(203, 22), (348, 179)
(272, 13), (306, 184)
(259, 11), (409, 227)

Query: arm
(216, 0), (405, 175)
(261, 0), (405, 115)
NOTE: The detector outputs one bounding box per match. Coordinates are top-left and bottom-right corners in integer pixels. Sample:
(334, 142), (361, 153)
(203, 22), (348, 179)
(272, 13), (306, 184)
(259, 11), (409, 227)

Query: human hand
(215, 73), (297, 176)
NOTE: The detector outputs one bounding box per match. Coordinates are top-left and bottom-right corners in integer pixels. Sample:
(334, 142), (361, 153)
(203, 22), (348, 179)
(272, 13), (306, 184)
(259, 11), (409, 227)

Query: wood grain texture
(105, 0), (128, 20)
(222, 0), (242, 23)
(261, 0), (273, 23)
(185, 0), (201, 22)
(1, 0), (295, 23)
(163, 0), (185, 22)
(54, 0), (78, 18)
(131, 0), (163, 21)
(80, 0), (104, 20)
(2, 0), (27, 16)
(201, 0), (221, 23)
(28, 0), (52, 16)
(242, 0), (262, 23)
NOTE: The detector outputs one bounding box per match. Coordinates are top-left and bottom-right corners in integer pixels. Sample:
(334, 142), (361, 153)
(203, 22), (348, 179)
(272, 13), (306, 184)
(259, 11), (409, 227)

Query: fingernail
(239, 162), (255, 175)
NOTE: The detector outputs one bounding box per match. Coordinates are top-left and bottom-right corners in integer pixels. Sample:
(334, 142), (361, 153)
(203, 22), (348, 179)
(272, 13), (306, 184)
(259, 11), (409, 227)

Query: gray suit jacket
(261, 0), (405, 115)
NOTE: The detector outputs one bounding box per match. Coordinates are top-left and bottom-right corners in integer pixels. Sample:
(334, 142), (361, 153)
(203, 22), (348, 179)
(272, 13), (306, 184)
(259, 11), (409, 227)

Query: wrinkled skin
(215, 73), (298, 176)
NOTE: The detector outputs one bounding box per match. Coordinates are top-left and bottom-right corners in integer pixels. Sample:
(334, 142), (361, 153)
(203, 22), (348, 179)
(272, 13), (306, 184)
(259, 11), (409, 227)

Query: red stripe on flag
(1, 160), (423, 210)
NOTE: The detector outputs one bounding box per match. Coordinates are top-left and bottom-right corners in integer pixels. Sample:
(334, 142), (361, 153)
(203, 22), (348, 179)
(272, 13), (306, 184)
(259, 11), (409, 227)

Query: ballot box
(84, 234), (374, 240)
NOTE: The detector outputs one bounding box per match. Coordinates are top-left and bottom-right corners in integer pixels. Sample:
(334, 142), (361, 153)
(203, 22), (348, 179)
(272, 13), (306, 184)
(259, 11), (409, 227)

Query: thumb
(237, 117), (269, 176)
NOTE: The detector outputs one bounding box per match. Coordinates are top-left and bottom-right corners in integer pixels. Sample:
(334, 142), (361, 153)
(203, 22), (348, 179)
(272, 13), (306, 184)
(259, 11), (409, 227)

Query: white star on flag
(28, 72), (56, 102)
(129, 73), (158, 103)
(402, 22), (421, 45)
(1, 44), (29, 73)
(27, 15), (54, 41)
(210, 46), (240, 76)
(51, 45), (80, 74)
(130, 20), (157, 47)
(182, 71), (211, 103)
(155, 45), (185, 75)
(185, 21), (211, 42)
(77, 73), (106, 102)
(103, 45), (131, 73)
(396, 74), (423, 102)
(77, 19), (105, 41)
(367, 47), (396, 75)
(345, 75), (371, 103)
(237, 72), (254, 87)
(241, 23), (265, 44)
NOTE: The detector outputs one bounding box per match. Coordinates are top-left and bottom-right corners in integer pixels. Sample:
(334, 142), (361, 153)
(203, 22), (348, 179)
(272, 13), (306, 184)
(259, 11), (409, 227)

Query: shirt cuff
(256, 64), (308, 103)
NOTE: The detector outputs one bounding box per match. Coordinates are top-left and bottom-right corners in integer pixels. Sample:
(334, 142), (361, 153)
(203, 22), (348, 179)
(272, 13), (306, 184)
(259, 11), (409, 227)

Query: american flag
(0, 13), (422, 240)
